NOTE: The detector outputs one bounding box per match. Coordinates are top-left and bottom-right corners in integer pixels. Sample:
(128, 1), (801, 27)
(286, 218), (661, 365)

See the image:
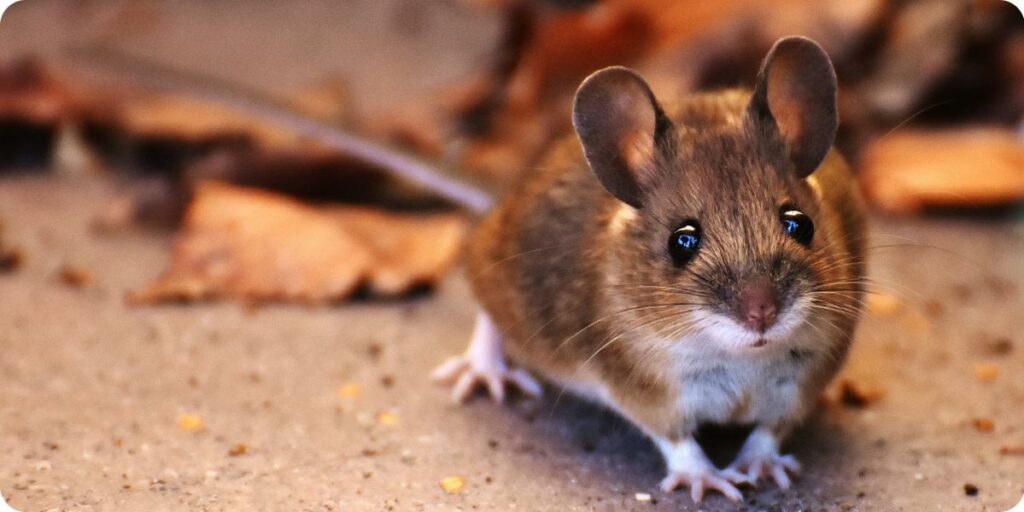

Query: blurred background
(0, 1), (1022, 511)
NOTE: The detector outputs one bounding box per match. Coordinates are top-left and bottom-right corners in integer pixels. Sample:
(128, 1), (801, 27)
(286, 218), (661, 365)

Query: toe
(770, 465), (792, 489)
(509, 368), (543, 397)
(431, 357), (467, 383)
(689, 480), (705, 503)
(451, 372), (479, 403)
(707, 476), (743, 502)
(778, 454), (801, 473)
(721, 467), (753, 486)
(484, 375), (505, 404)
(659, 474), (681, 493)
(746, 460), (763, 482)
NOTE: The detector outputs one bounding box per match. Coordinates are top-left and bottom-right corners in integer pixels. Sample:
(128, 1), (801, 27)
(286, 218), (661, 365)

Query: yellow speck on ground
(440, 475), (465, 494)
(337, 383), (362, 399)
(974, 363), (999, 382)
(177, 413), (205, 433)
(377, 411), (399, 426)
(867, 292), (902, 315)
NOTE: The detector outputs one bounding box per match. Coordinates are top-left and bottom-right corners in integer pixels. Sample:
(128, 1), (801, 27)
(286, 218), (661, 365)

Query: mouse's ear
(747, 36), (837, 178)
(573, 66), (673, 208)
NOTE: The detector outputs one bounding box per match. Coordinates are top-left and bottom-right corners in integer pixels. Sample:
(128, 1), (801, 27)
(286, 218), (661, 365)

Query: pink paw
(725, 452), (800, 489)
(725, 428), (801, 489)
(431, 355), (542, 404)
(660, 468), (743, 503)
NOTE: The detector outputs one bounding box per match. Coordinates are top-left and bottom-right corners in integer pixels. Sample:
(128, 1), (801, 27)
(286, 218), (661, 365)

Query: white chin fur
(693, 297), (810, 352)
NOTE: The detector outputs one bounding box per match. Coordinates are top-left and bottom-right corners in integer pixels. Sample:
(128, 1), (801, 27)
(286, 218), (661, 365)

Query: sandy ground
(1, 175), (1023, 512)
(1, 1), (1023, 511)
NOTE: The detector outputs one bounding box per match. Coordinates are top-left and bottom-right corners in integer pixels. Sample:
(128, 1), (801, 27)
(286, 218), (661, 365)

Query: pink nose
(739, 281), (778, 333)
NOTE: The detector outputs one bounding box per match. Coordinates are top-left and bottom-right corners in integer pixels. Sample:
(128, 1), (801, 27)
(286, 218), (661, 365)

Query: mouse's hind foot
(431, 311), (542, 404)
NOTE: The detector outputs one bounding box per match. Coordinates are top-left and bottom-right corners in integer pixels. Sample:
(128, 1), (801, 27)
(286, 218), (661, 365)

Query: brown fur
(466, 87), (866, 441)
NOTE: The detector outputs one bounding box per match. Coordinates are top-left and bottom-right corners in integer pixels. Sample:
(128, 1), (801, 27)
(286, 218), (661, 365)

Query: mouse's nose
(739, 280), (779, 333)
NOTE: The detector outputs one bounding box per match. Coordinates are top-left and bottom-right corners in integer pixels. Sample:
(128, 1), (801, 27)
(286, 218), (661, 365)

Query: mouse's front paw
(725, 452), (800, 489)
(660, 467), (743, 503)
(431, 354), (542, 404)
(724, 428), (800, 489)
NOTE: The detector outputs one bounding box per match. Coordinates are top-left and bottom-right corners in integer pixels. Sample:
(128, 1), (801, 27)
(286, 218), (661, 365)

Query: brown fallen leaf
(859, 129), (1024, 214)
(128, 182), (467, 305)
(0, 58), (82, 125)
(0, 58), (93, 170)
(228, 443), (247, 456)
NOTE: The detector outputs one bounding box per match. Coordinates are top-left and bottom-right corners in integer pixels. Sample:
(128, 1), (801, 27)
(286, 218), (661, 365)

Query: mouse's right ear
(573, 66), (673, 209)
(747, 36), (838, 179)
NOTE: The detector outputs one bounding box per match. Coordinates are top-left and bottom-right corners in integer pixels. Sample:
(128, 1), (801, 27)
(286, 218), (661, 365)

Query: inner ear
(573, 66), (672, 208)
(747, 36), (837, 178)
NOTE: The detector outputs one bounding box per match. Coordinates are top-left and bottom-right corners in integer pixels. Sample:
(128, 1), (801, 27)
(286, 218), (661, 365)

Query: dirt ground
(1, 1), (1023, 511)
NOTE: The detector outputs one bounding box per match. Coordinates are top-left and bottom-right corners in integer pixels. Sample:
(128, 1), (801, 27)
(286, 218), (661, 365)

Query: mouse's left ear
(573, 66), (674, 209)
(747, 36), (838, 178)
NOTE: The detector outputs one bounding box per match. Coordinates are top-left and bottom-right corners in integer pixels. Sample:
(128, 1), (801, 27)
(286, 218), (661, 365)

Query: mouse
(86, 35), (867, 504)
(431, 36), (867, 503)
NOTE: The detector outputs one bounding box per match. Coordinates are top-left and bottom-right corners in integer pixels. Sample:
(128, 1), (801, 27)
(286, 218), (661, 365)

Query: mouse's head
(573, 36), (850, 353)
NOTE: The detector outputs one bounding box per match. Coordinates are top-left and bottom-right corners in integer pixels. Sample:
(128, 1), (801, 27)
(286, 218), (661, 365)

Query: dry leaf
(107, 92), (301, 150)
(860, 129), (1024, 214)
(0, 59), (91, 170)
(0, 58), (81, 125)
(228, 443), (247, 456)
(128, 182), (467, 305)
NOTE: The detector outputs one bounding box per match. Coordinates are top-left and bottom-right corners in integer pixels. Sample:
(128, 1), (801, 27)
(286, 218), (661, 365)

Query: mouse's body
(433, 37), (867, 503)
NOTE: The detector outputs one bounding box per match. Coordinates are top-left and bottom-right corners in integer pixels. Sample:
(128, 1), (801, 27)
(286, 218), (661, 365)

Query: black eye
(668, 222), (701, 267)
(780, 207), (814, 246)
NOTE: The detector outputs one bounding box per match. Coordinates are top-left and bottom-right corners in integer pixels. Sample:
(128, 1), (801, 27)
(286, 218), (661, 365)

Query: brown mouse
(90, 33), (867, 504)
(433, 36), (867, 502)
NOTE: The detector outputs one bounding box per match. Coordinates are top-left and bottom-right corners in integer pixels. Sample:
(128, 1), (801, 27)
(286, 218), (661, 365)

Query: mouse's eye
(668, 222), (701, 266)
(780, 207), (814, 246)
